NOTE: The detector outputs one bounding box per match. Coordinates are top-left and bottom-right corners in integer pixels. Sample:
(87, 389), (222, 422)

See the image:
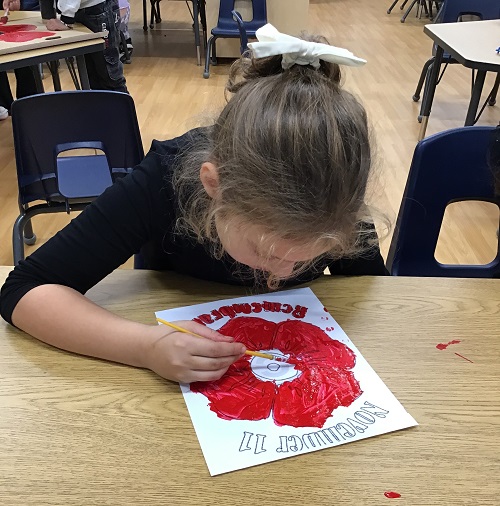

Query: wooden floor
(0, 0), (498, 267)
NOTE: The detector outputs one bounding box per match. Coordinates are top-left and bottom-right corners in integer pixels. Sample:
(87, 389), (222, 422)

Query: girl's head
(174, 34), (378, 285)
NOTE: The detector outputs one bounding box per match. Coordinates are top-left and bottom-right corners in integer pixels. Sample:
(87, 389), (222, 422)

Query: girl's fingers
(188, 337), (246, 359)
(186, 367), (233, 383)
(176, 320), (236, 343)
(189, 354), (243, 372)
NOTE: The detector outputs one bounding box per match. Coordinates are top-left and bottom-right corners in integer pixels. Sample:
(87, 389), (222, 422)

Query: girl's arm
(12, 283), (246, 383)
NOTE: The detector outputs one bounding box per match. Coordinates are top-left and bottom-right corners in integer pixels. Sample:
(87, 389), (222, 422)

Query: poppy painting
(156, 287), (417, 476)
(191, 317), (363, 428)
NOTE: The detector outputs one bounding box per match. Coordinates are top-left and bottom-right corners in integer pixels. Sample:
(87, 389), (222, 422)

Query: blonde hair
(173, 34), (384, 285)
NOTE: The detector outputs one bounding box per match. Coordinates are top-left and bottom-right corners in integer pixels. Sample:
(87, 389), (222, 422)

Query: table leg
(418, 44), (444, 141)
(31, 65), (44, 94)
(464, 70), (486, 126)
(200, 0), (207, 50)
(192, 0), (201, 65)
(75, 55), (91, 90)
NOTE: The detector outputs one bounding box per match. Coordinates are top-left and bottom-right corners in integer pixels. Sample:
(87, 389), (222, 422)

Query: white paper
(156, 287), (417, 476)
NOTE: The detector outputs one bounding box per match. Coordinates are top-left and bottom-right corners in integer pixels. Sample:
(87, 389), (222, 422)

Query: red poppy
(190, 316), (362, 428)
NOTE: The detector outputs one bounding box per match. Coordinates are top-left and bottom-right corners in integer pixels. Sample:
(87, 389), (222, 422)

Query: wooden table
(419, 19), (500, 140)
(0, 12), (105, 89)
(0, 266), (499, 505)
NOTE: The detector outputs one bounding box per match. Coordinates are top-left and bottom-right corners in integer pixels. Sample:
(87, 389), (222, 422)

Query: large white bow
(247, 23), (366, 69)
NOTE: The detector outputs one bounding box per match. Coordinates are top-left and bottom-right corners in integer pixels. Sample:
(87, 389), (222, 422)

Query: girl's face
(200, 161), (329, 278)
(215, 217), (328, 279)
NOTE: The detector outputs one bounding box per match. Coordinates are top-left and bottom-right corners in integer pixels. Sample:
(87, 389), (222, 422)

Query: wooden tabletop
(0, 266), (499, 505)
(0, 11), (104, 70)
(424, 19), (500, 71)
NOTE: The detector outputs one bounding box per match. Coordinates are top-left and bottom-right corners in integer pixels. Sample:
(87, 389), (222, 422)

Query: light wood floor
(0, 0), (498, 267)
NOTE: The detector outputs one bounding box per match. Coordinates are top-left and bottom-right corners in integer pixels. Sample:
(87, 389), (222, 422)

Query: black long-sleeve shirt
(0, 129), (387, 325)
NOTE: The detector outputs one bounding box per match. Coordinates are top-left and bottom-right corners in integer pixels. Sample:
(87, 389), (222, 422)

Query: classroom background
(0, 0), (498, 267)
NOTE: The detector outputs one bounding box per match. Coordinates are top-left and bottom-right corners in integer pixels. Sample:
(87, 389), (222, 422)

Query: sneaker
(0, 106), (8, 120)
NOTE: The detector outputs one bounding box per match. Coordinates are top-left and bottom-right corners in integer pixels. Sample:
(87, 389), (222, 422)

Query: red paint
(0, 24), (55, 43)
(384, 492), (401, 499)
(454, 352), (473, 363)
(0, 24), (38, 32)
(191, 317), (362, 428)
(436, 339), (461, 350)
(0, 31), (55, 42)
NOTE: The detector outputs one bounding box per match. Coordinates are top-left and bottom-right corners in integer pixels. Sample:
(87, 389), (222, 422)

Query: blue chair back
(213, 0), (267, 36)
(12, 90), (144, 207)
(437, 0), (500, 22)
(387, 126), (500, 277)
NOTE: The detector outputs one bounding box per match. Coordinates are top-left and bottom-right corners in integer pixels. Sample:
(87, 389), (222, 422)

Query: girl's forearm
(11, 284), (157, 368)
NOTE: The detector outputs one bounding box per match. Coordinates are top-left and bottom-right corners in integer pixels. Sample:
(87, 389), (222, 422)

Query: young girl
(0, 26), (387, 385)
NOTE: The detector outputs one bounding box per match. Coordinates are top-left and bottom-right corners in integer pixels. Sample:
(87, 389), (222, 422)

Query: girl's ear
(200, 162), (220, 198)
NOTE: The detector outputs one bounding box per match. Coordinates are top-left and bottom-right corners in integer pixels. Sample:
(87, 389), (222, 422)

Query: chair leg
(150, 0), (161, 28)
(13, 212), (36, 266)
(387, 0), (400, 14)
(17, 198), (36, 247)
(401, 0), (418, 22)
(65, 57), (81, 90)
(13, 215), (26, 266)
(120, 31), (131, 64)
(413, 57), (434, 102)
(47, 60), (62, 91)
(488, 73), (499, 106)
(203, 35), (215, 79)
(418, 62), (435, 123)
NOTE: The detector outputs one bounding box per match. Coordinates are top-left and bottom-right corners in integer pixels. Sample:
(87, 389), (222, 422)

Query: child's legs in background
(74, 0), (127, 93)
(118, 0), (131, 41)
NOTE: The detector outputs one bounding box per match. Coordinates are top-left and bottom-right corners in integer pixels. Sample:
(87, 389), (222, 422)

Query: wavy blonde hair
(173, 35), (385, 286)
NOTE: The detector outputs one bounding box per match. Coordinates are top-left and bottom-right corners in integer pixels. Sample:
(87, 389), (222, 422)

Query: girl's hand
(3, 0), (20, 11)
(44, 18), (71, 31)
(144, 320), (246, 383)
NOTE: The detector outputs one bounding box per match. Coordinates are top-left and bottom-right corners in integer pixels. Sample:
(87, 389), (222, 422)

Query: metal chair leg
(488, 73), (499, 106)
(413, 57), (434, 102)
(203, 35), (215, 78)
(387, 0), (400, 14)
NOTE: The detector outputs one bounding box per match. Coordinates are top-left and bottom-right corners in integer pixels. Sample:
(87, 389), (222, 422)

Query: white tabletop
(424, 19), (500, 71)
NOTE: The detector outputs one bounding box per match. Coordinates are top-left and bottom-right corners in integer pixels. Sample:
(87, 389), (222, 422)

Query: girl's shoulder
(148, 127), (210, 159)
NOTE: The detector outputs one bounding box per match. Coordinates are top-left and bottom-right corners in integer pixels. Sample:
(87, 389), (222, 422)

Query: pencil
(156, 317), (288, 362)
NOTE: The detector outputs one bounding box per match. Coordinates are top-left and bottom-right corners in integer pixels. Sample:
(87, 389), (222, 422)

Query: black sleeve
(40, 0), (57, 20)
(327, 222), (389, 276)
(0, 144), (170, 325)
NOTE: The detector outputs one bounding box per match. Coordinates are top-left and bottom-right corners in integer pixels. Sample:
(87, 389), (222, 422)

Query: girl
(0, 26), (387, 384)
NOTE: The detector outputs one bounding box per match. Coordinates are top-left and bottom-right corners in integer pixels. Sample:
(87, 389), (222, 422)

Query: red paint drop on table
(436, 339), (461, 350)
(384, 491), (401, 499)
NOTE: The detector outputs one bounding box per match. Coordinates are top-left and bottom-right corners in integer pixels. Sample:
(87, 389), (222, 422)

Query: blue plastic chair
(11, 90), (144, 265)
(413, 0), (500, 120)
(387, 126), (500, 277)
(203, 0), (267, 79)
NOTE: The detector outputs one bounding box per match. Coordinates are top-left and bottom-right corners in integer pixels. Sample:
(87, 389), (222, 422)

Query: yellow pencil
(156, 317), (288, 362)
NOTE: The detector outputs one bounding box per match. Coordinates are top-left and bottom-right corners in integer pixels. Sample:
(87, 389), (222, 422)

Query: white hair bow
(247, 23), (366, 69)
